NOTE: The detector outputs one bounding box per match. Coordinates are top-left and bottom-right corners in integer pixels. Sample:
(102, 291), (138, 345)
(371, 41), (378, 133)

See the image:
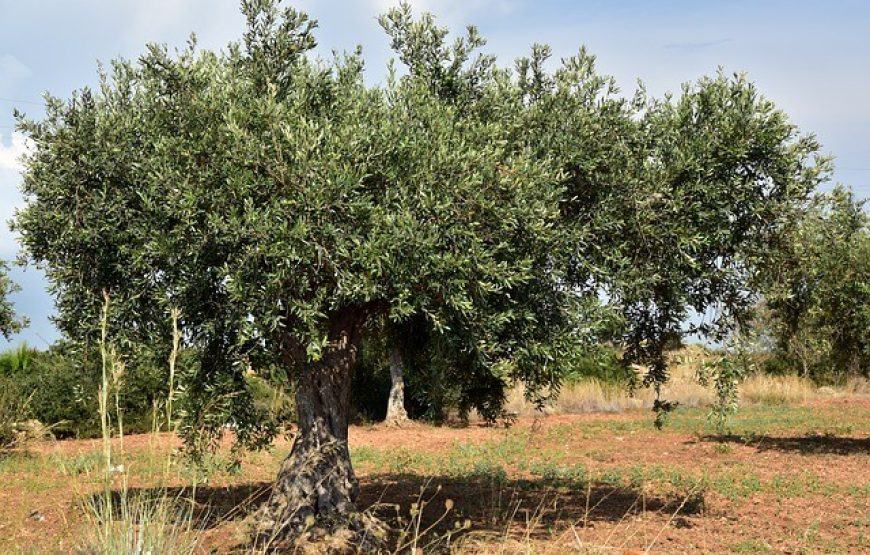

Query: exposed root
(250, 509), (388, 554)
(383, 416), (411, 428)
(248, 439), (388, 553)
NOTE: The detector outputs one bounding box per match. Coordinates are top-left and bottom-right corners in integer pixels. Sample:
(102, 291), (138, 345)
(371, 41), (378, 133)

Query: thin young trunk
(251, 309), (384, 551)
(385, 344), (409, 425)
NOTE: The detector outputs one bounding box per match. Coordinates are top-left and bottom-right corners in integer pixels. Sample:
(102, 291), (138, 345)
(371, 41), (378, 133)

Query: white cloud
(0, 133), (29, 258)
(0, 132), (31, 173)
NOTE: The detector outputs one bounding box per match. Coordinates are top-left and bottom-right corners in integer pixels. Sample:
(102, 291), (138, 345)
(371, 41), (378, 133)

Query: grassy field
(1, 394), (868, 553)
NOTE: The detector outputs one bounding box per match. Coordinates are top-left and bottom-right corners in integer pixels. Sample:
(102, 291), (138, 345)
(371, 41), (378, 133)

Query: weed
(713, 442), (733, 454)
(731, 538), (772, 552)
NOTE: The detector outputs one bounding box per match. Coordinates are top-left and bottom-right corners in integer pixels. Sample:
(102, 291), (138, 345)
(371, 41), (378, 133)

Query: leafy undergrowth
(0, 399), (867, 553)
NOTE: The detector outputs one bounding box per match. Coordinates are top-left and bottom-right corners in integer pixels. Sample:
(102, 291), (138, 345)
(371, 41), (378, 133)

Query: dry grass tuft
(738, 374), (814, 405)
(81, 493), (201, 555)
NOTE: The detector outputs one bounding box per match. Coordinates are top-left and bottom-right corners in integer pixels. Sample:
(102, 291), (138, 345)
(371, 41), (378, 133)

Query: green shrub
(562, 344), (633, 386)
(0, 377), (30, 449)
(246, 371), (296, 429)
(0, 344), (171, 438)
(22, 351), (102, 438)
(758, 353), (795, 377)
(0, 343), (39, 376)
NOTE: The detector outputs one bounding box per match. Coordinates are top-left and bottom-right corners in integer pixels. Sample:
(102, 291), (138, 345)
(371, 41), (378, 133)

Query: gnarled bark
(251, 309), (385, 552)
(385, 344), (409, 426)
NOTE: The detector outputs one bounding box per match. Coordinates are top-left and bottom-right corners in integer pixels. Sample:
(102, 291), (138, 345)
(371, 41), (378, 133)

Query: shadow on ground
(98, 472), (704, 546)
(700, 433), (870, 455)
(358, 473), (704, 541)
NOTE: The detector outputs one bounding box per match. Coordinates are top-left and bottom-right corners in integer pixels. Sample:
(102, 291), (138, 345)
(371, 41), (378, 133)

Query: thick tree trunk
(251, 309), (385, 552)
(385, 345), (409, 426)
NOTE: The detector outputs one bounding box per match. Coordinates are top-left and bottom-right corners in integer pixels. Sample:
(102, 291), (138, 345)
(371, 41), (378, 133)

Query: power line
(0, 96), (43, 106)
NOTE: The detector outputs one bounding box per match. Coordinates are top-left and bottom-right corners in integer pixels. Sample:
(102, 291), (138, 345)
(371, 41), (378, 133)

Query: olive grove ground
(2, 387), (867, 553)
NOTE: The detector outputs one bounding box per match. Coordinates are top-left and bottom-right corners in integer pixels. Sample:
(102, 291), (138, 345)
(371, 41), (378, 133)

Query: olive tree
(756, 186), (868, 379)
(602, 74), (831, 419)
(13, 0), (573, 546)
(13, 0), (834, 546)
(512, 58), (829, 417)
(376, 6), (632, 420)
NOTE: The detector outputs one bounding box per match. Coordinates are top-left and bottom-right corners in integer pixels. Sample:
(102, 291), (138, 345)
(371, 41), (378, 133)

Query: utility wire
(0, 96), (43, 106)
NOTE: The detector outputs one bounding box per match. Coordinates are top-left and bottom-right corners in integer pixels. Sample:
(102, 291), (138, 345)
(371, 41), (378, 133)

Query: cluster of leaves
(11, 0), (836, 453)
(0, 261), (24, 340)
(753, 187), (868, 381)
(698, 343), (751, 433)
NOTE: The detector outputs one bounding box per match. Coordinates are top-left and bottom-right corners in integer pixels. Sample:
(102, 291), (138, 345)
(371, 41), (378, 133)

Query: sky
(1, 0), (868, 348)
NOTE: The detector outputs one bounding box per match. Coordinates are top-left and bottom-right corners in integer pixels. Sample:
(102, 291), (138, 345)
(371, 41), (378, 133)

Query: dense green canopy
(14, 10), (576, 447)
(11, 0), (834, 544)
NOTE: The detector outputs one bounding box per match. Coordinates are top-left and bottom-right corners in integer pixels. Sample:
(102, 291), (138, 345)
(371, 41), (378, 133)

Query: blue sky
(1, 0), (868, 347)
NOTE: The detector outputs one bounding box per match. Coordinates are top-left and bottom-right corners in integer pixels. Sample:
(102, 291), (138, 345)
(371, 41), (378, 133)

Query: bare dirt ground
(2, 397), (868, 553)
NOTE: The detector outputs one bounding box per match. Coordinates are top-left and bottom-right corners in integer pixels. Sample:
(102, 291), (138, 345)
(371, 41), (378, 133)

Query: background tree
(382, 317), (421, 426)
(602, 74), (831, 421)
(0, 261), (23, 340)
(755, 186), (868, 380)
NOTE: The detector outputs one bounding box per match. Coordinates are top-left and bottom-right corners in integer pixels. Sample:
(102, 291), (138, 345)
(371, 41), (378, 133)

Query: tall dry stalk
(166, 307), (181, 433)
(99, 291), (112, 474)
(80, 295), (201, 554)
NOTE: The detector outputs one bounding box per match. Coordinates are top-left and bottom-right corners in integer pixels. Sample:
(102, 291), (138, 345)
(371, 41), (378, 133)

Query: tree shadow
(700, 433), (870, 455)
(96, 471), (704, 545)
(358, 473), (705, 542)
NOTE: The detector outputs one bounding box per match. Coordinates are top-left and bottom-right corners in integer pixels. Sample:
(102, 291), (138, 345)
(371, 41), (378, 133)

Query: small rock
(28, 510), (45, 522)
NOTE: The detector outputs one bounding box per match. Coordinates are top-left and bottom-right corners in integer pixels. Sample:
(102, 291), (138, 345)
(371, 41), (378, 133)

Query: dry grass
(506, 346), (868, 417)
(81, 494), (201, 555)
(738, 374), (814, 405)
(4, 400), (869, 553)
(841, 376), (870, 395)
(447, 478), (706, 555)
(504, 377), (714, 417)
